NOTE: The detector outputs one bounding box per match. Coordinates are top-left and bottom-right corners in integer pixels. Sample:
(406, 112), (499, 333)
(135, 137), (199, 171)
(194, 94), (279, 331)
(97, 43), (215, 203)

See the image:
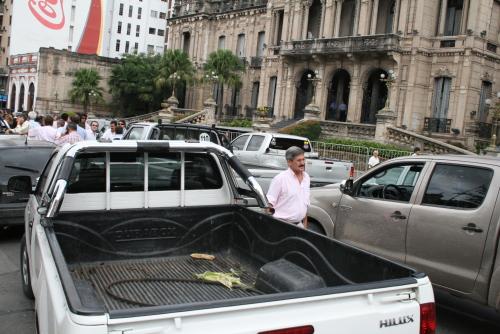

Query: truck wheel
(307, 219), (326, 235)
(20, 235), (34, 299)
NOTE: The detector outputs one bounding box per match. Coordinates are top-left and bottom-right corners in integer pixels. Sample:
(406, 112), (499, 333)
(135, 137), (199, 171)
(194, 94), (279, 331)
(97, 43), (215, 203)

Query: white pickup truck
(19, 140), (435, 334)
(231, 132), (353, 186)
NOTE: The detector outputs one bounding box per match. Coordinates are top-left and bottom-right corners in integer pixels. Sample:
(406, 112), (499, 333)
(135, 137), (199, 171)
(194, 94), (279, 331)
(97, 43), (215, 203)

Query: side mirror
(265, 147), (270, 153)
(7, 176), (32, 194)
(340, 179), (354, 196)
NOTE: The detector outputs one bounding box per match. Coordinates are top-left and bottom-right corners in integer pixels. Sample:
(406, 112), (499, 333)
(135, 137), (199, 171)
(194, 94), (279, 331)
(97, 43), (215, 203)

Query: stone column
(375, 106), (397, 143)
(323, 0), (335, 38)
(203, 98), (217, 125)
(302, 5), (310, 39)
(466, 0), (478, 33)
(438, 0), (448, 35)
(316, 65), (328, 119)
(272, 12), (279, 45)
(460, 0), (470, 35)
(358, 0), (371, 35)
(352, 0), (362, 35)
(334, 1), (342, 37)
(370, 0), (380, 35)
(158, 97), (178, 124)
(397, 0), (409, 34)
(348, 63), (362, 122)
(319, 0), (327, 38)
(292, 4), (303, 40)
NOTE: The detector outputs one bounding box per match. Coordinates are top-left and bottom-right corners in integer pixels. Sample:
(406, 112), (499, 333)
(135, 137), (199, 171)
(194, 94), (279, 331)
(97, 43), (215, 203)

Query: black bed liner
(70, 251), (261, 310)
(47, 205), (420, 317)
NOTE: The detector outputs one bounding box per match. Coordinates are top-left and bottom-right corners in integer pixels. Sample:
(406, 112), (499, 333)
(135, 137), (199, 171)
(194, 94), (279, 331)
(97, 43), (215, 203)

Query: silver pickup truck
(307, 154), (500, 320)
(231, 132), (353, 185)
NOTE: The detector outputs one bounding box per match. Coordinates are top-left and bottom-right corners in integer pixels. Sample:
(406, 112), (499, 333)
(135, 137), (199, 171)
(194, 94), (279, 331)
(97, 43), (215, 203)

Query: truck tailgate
(107, 280), (431, 334)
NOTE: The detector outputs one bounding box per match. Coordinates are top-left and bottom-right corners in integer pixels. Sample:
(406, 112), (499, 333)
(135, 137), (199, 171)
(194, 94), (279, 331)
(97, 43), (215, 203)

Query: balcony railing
(249, 56), (263, 68)
(280, 34), (401, 56)
(424, 117), (452, 133)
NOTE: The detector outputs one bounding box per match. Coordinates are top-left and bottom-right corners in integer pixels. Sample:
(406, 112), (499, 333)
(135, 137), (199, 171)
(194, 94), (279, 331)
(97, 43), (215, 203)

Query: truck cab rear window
(269, 137), (312, 152)
(67, 153), (106, 193)
(66, 152), (222, 193)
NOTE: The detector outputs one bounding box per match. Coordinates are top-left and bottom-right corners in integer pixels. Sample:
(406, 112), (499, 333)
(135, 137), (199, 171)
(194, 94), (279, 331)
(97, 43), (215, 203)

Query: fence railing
(311, 141), (411, 173)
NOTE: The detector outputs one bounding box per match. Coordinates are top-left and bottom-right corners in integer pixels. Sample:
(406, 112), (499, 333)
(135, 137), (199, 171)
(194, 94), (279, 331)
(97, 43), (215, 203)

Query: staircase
(271, 118), (300, 130)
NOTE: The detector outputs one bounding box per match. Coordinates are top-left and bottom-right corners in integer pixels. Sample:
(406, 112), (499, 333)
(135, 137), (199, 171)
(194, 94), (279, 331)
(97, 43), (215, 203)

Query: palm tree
(203, 49), (245, 116)
(109, 53), (164, 115)
(155, 49), (196, 101)
(69, 68), (104, 114)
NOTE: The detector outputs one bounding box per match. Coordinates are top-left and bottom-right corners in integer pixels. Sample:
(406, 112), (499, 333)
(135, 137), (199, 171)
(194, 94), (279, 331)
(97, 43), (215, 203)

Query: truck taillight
(420, 302), (436, 334)
(258, 325), (314, 334)
(349, 166), (355, 178)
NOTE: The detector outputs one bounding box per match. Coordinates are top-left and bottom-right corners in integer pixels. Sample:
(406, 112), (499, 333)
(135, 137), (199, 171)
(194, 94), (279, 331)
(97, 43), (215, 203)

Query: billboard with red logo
(10, 0), (106, 56)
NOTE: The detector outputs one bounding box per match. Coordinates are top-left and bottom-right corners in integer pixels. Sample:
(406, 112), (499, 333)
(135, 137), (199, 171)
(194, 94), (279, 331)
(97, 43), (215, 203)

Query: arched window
(9, 84), (16, 110)
(18, 84), (25, 112)
(327, 70), (351, 122)
(27, 83), (35, 111)
(361, 69), (388, 124)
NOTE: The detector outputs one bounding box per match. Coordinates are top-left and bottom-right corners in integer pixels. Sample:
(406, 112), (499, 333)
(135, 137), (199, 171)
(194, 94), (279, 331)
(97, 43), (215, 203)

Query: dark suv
(0, 136), (55, 226)
(122, 122), (234, 150)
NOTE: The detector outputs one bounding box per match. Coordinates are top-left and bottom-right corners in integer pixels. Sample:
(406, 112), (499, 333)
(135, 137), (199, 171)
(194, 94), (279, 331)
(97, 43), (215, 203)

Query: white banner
(10, 0), (108, 56)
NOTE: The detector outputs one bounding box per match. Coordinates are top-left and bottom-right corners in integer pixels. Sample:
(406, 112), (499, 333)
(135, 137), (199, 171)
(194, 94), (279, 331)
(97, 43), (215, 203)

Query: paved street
(0, 226), (497, 334)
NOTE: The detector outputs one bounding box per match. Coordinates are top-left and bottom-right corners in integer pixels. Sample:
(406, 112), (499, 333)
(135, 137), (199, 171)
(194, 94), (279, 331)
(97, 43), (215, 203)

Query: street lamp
(380, 69), (397, 109)
(485, 91), (500, 149)
(169, 72), (180, 98)
(306, 70), (321, 106)
(205, 71), (219, 100)
(88, 89), (98, 115)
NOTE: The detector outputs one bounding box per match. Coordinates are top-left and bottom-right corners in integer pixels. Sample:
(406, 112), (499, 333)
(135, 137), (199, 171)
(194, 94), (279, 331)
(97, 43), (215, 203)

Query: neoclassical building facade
(168, 0), (500, 143)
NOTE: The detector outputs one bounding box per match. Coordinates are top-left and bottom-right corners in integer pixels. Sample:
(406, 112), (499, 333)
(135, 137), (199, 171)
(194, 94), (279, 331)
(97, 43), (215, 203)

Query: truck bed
(47, 205), (419, 316)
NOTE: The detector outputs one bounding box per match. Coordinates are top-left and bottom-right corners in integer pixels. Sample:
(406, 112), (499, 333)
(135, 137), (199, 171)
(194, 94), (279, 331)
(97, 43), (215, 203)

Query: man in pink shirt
(266, 146), (310, 228)
(29, 115), (57, 142)
(55, 123), (83, 146)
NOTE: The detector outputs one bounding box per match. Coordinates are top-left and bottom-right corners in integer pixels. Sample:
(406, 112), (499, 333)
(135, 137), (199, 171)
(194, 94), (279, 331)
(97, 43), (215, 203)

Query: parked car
(231, 132), (353, 185)
(0, 136), (54, 226)
(122, 122), (232, 149)
(307, 154), (500, 318)
(19, 140), (435, 334)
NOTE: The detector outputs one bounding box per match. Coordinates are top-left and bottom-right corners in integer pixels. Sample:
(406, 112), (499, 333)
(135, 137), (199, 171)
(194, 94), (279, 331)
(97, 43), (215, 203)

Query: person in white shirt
(368, 150), (380, 168)
(6, 114), (29, 135)
(27, 111), (41, 130)
(28, 115), (57, 142)
(102, 120), (118, 140)
(266, 146), (310, 228)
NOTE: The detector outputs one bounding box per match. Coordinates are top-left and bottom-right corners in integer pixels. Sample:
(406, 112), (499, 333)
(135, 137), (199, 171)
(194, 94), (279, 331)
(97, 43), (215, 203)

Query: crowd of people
(0, 110), (127, 145)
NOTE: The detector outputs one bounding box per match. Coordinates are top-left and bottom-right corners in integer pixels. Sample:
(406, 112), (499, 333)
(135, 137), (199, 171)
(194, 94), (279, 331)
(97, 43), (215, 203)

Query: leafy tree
(203, 49), (245, 116)
(155, 49), (196, 100)
(108, 54), (165, 116)
(69, 68), (104, 114)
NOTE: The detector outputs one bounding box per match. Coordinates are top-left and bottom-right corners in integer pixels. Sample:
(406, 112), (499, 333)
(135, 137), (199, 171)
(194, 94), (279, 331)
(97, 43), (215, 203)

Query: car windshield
(269, 137), (312, 152)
